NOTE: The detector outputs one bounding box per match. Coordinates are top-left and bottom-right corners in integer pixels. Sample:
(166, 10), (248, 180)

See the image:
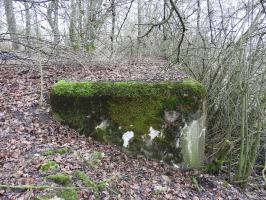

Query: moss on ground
(46, 173), (71, 186)
(74, 170), (107, 198)
(206, 140), (232, 174)
(35, 188), (77, 200)
(40, 161), (60, 172)
(43, 147), (70, 156)
(56, 188), (78, 200)
(36, 172), (77, 200)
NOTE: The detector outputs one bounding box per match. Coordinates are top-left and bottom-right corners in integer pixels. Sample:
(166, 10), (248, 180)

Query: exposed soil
(0, 61), (265, 199)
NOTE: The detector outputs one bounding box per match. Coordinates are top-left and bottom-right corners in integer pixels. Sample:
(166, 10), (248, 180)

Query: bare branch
(169, 0), (186, 63)
(139, 7), (174, 38)
(116, 0), (134, 40)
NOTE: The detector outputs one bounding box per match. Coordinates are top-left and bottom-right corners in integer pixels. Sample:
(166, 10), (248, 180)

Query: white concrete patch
(49, 197), (64, 200)
(149, 126), (160, 140)
(176, 138), (180, 148)
(173, 163), (180, 169)
(181, 122), (193, 162)
(95, 120), (109, 130)
(122, 131), (134, 147)
(180, 114), (206, 168)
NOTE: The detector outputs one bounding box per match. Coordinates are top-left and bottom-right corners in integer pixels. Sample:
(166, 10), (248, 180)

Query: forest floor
(0, 62), (265, 200)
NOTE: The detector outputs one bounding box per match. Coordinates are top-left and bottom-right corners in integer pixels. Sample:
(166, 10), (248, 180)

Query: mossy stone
(50, 78), (207, 167)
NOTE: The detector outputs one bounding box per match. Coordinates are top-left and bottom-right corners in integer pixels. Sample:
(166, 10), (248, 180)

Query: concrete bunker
(50, 78), (207, 168)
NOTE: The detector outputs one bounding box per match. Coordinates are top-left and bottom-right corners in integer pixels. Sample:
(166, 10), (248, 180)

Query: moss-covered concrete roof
(51, 78), (207, 98)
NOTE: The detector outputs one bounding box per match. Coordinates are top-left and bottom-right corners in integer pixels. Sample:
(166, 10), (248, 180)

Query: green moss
(52, 80), (94, 96)
(35, 189), (77, 200)
(94, 125), (123, 145)
(206, 139), (232, 174)
(40, 161), (60, 172)
(191, 176), (201, 192)
(94, 128), (108, 143)
(181, 78), (207, 96)
(51, 78), (206, 99)
(46, 173), (71, 186)
(53, 110), (91, 134)
(35, 195), (53, 200)
(151, 126), (182, 163)
(74, 170), (107, 198)
(56, 188), (78, 200)
(52, 112), (64, 123)
(108, 97), (164, 134)
(43, 147), (70, 156)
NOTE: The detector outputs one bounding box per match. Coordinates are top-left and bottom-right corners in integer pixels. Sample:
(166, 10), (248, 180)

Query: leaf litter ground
(0, 60), (265, 199)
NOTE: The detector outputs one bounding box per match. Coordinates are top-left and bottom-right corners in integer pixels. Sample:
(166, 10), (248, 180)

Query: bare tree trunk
(24, 2), (31, 38)
(84, 0), (103, 52)
(163, 2), (167, 41)
(85, 0), (94, 46)
(137, 0), (142, 57)
(24, 2), (31, 50)
(47, 0), (60, 44)
(69, 0), (79, 50)
(3, 0), (19, 50)
(110, 0), (116, 57)
(206, 0), (214, 44)
(0, 1), (3, 29)
(78, 0), (84, 44)
(54, 0), (60, 44)
(33, 4), (39, 37)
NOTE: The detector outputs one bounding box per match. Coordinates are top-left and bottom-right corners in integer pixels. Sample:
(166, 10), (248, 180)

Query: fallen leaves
(0, 64), (264, 199)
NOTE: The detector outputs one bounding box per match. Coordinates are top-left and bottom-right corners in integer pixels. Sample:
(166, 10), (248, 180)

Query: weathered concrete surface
(50, 78), (207, 168)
